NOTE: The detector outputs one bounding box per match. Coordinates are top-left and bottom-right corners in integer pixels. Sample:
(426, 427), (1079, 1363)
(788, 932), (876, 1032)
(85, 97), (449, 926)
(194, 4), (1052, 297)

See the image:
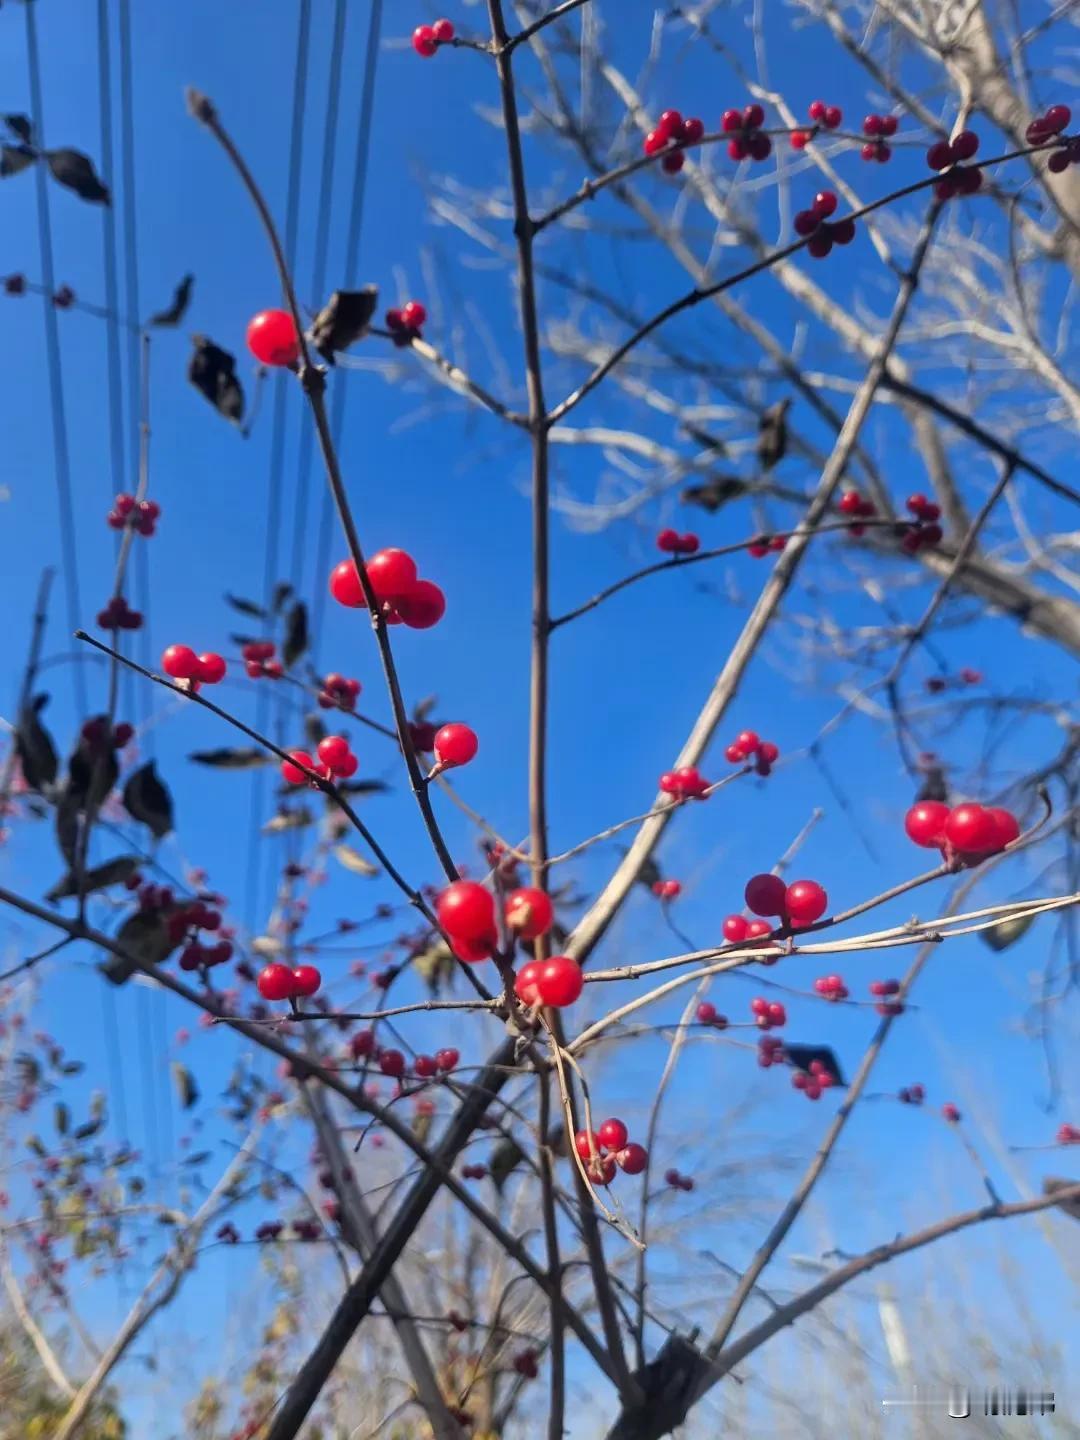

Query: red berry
(697, 1001), (717, 1023)
(379, 1049), (406, 1078)
(247, 309), (301, 368)
(950, 129), (979, 161)
(722, 914), (748, 943)
(863, 113), (883, 135)
(904, 800), (950, 849)
(367, 548), (417, 602)
(807, 232), (833, 259)
(397, 579), (446, 629)
(944, 803), (998, 855)
(721, 108), (743, 133)
(744, 872), (787, 917)
(414, 1054), (438, 1078)
(107, 510), (125, 530)
(574, 1128), (599, 1160)
(161, 644), (200, 680)
(984, 807), (1020, 850)
(661, 151), (685, 174)
(682, 117), (705, 144)
(436, 881), (496, 943)
(881, 114), (898, 136)
(758, 740), (779, 764)
(514, 959), (543, 1006)
(736, 729), (760, 754)
(813, 189), (837, 217)
(724, 743), (745, 763)
(432, 18), (454, 43)
(401, 300), (427, 329)
(657, 528), (680, 552)
(743, 103), (764, 128)
(197, 652), (226, 685)
(329, 559), (365, 608)
(823, 105), (842, 128)
(1044, 104), (1072, 133)
(257, 963), (295, 1002)
(657, 109), (684, 140)
(832, 217), (856, 245)
(281, 750), (314, 785)
(412, 24), (437, 57)
(808, 100), (826, 121)
(926, 140), (954, 171)
(586, 1155), (617, 1186)
(785, 879), (827, 926)
(597, 1118), (628, 1153)
(790, 130), (810, 150)
(315, 735), (349, 773)
(748, 131), (772, 161)
(616, 1142), (648, 1175)
(291, 964), (321, 998)
(435, 1047), (459, 1071)
(505, 887), (553, 940)
(451, 932), (496, 963)
(536, 955), (583, 1008)
(793, 210), (819, 237)
(434, 723), (478, 768)
(942, 1103), (961, 1123)
(727, 137), (749, 161)
(643, 130), (666, 156)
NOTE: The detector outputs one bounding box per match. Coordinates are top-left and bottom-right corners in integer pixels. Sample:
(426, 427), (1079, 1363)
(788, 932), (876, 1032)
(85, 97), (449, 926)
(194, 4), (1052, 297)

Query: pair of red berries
(282, 735), (358, 785)
(412, 1048), (459, 1078)
(257, 962), (322, 1002)
(747, 532), (788, 558)
(656, 528), (699, 555)
(330, 548), (446, 630)
(652, 878), (682, 900)
(1027, 104), (1072, 144)
(574, 1118), (648, 1183)
(898, 1083), (926, 1105)
(81, 716), (134, 752)
(721, 103), (772, 161)
(642, 109), (706, 175)
(514, 955), (584, 1009)
(97, 595), (143, 631)
(696, 1001), (729, 1028)
(745, 873), (829, 927)
(179, 940), (233, 971)
(247, 309), (302, 368)
(664, 1168), (695, 1191)
(814, 974), (849, 1002)
(431, 722), (478, 772)
(241, 641), (284, 680)
(722, 913), (773, 945)
(107, 494), (160, 536)
(436, 881), (556, 960)
(793, 189), (856, 258)
(412, 18), (454, 56)
(861, 112), (898, 162)
(162, 645), (226, 685)
(904, 800), (1019, 860)
(386, 300), (427, 342)
(751, 995), (786, 1030)
(838, 488), (877, 536)
(724, 729), (779, 775)
(318, 672), (361, 710)
(926, 131), (982, 197)
(659, 765), (710, 800)
(790, 98), (843, 148)
(942, 1103), (961, 1123)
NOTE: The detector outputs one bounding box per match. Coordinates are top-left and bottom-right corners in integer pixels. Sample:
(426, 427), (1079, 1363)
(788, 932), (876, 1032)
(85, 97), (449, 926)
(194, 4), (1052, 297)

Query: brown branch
(537, 1067), (566, 1440)
(0, 567), (54, 821)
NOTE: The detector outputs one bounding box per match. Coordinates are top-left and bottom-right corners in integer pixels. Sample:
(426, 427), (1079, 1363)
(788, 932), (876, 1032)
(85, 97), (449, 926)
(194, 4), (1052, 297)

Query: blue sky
(0, 1), (1077, 1434)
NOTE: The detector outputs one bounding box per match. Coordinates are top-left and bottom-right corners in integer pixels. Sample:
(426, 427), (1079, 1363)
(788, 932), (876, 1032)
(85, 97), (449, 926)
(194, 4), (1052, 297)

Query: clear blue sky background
(0, 1), (1077, 1434)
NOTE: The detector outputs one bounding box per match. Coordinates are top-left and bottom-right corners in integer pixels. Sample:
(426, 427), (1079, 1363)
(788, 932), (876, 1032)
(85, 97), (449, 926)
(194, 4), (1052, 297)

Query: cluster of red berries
(642, 109), (706, 174)
(96, 595), (143, 631)
(1027, 105), (1078, 170)
(794, 189), (856, 259)
(80, 716), (134, 752)
(664, 1167), (695, 1191)
(695, 1001), (729, 1028)
(317, 672), (361, 710)
(792, 1058), (837, 1101)
(747, 533), (788, 558)
(385, 300), (427, 343)
(746, 872), (829, 928)
(282, 735), (359, 785)
(256, 962), (322, 1002)
(431, 722), (478, 772)
(926, 130), (983, 198)
(247, 309), (302, 368)
(861, 112), (897, 162)
(721, 913), (773, 945)
(161, 645), (226, 686)
(330, 548), (445, 629)
(574, 1118), (647, 1184)
(900, 492), (944, 553)
(107, 494), (160, 536)
(651, 878), (682, 900)
(239, 640), (283, 680)
(790, 98), (843, 148)
(1056, 1123), (1080, 1145)
(904, 799), (1019, 862)
(757, 1034), (784, 1067)
(216, 1222), (240, 1244)
(179, 935), (234, 971)
(722, 103), (772, 161)
(412, 18), (454, 56)
(656, 528), (700, 555)
(869, 978), (904, 1016)
(898, 1083), (926, 1105)
(513, 1349), (540, 1380)
(724, 729), (779, 775)
(751, 995), (786, 1030)
(659, 765), (710, 800)
(814, 973), (849, 1002)
(838, 487), (878, 535)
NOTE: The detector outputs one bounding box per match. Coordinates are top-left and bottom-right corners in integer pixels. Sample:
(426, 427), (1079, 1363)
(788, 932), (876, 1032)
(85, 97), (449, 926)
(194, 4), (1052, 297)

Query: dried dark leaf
(413, 695), (439, 724)
(308, 287), (378, 363)
(262, 806), (314, 835)
(1, 143), (37, 178)
(54, 1102), (70, 1136)
(66, 733), (118, 811)
(25, 1134), (47, 1158)
(188, 746), (271, 770)
(282, 599), (308, 668)
(916, 766), (948, 804)
(1043, 1176), (1080, 1222)
(171, 1062), (199, 1111)
(122, 761), (175, 838)
(272, 581), (293, 614)
(4, 114), (33, 144)
(224, 593), (268, 620)
(490, 1138), (525, 1193)
(45, 148), (110, 204)
(148, 273), (193, 327)
(680, 476), (746, 513)
(60, 1061), (84, 1076)
(98, 909), (180, 986)
(46, 855), (140, 903)
(304, 713), (327, 751)
(229, 632), (260, 649)
(188, 335), (244, 425)
(54, 789), (80, 867)
(73, 1118), (103, 1142)
(980, 912), (1036, 952)
(757, 398), (790, 471)
(334, 779), (389, 798)
(784, 1044), (846, 1086)
(333, 844), (379, 878)
(182, 1150), (211, 1167)
(15, 694), (58, 791)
